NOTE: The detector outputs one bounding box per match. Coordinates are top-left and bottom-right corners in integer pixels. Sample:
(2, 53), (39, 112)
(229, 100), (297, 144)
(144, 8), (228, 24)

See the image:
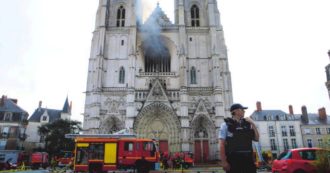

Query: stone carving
(105, 97), (126, 114)
(152, 84), (162, 97)
(99, 116), (124, 134)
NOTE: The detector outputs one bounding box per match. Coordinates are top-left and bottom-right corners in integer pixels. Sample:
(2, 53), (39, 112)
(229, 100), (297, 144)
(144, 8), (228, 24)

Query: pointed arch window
(190, 66), (197, 84)
(116, 6), (125, 27)
(191, 5), (200, 27)
(119, 67), (125, 84)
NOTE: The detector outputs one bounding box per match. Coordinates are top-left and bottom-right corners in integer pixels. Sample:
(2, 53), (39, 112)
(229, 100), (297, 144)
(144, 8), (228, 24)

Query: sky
(1, 0), (330, 122)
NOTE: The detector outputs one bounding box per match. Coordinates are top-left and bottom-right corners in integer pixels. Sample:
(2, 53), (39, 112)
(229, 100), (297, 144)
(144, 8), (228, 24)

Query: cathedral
(83, 0), (233, 162)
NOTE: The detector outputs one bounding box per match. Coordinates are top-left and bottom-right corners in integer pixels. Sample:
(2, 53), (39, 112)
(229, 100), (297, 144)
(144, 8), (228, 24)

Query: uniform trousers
(226, 152), (256, 173)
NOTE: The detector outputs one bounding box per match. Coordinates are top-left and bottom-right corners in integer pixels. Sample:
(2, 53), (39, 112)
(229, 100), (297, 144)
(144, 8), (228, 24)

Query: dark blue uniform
(223, 118), (256, 173)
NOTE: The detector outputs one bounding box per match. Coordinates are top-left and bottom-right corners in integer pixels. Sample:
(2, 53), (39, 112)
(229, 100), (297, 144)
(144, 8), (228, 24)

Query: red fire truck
(57, 151), (73, 167)
(66, 134), (160, 172)
(30, 152), (49, 169)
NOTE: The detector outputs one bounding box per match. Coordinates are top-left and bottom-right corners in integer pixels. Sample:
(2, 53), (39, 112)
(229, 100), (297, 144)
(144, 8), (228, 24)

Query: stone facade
(0, 95), (28, 151)
(300, 106), (330, 148)
(83, 0), (233, 161)
(0, 95), (29, 164)
(25, 98), (71, 151)
(250, 102), (304, 159)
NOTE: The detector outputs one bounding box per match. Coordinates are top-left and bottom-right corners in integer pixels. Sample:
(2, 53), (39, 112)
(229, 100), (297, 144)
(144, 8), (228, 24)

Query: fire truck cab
(67, 134), (159, 172)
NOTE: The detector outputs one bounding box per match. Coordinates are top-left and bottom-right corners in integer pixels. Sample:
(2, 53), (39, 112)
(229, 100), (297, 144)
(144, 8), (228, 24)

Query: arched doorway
(191, 115), (216, 163)
(133, 102), (181, 153)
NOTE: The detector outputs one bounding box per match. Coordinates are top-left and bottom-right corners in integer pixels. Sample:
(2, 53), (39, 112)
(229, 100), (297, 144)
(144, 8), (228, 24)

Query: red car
(272, 148), (328, 173)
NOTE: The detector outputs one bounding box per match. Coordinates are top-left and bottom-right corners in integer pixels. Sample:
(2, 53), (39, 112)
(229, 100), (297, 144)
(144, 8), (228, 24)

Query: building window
(40, 135), (45, 143)
(0, 112), (4, 120)
(316, 128), (321, 135)
(8, 126), (18, 138)
(0, 140), (6, 150)
(307, 139), (313, 148)
(283, 139), (289, 150)
(289, 125), (296, 136)
(124, 142), (134, 151)
(317, 139), (323, 147)
(291, 138), (297, 148)
(4, 112), (11, 121)
(119, 67), (125, 84)
(270, 139), (277, 151)
(2, 127), (9, 138)
(190, 66), (197, 84)
(19, 127), (25, 139)
(116, 6), (125, 27)
(267, 115), (271, 120)
(268, 126), (275, 137)
(281, 126), (287, 137)
(304, 128), (311, 134)
(327, 128), (330, 134)
(121, 40), (124, 46)
(191, 5), (200, 27)
(42, 116), (47, 121)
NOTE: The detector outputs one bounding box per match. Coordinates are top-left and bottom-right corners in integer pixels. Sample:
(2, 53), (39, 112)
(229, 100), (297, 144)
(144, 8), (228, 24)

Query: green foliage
(261, 151), (272, 163)
(38, 119), (81, 158)
(313, 135), (330, 173)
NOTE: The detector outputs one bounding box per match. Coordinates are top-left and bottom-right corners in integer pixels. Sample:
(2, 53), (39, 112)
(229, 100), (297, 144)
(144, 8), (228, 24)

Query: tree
(38, 119), (81, 157)
(313, 135), (330, 173)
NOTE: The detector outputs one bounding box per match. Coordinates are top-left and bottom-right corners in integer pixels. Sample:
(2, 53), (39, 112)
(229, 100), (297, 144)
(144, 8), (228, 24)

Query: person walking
(219, 103), (260, 173)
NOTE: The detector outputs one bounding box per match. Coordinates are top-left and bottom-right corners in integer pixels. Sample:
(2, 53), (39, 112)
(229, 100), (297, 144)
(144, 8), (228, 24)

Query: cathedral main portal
(133, 102), (181, 153)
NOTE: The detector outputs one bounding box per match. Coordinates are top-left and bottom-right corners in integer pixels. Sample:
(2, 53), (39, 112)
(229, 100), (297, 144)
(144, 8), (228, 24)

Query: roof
(300, 113), (330, 125)
(0, 97), (28, 114)
(143, 3), (173, 27)
(250, 108), (330, 125)
(62, 97), (70, 113)
(28, 97), (71, 123)
(250, 110), (299, 121)
(28, 108), (62, 123)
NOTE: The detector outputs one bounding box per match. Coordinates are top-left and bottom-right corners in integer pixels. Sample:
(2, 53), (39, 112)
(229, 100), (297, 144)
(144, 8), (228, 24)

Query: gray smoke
(134, 1), (173, 72)
(140, 3), (170, 59)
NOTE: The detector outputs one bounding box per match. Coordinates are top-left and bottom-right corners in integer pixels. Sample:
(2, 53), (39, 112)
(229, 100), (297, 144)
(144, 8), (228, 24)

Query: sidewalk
(150, 168), (224, 173)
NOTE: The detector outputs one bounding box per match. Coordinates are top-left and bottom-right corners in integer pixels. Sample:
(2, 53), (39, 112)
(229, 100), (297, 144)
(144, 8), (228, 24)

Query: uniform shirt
(219, 122), (229, 140)
(219, 118), (249, 140)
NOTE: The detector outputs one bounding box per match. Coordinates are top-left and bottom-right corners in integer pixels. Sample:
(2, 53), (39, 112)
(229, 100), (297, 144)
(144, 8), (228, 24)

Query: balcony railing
(138, 72), (176, 77)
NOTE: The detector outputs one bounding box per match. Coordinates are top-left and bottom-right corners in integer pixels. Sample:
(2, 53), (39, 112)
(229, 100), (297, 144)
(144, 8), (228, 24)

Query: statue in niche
(152, 85), (162, 97)
(194, 128), (208, 138)
(198, 105), (204, 112)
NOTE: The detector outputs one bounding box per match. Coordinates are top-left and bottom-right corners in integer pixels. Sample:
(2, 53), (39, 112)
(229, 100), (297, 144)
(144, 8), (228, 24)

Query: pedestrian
(219, 103), (260, 173)
(136, 156), (150, 173)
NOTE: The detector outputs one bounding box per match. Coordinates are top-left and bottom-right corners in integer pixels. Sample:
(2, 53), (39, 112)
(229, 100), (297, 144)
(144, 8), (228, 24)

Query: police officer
(219, 103), (260, 173)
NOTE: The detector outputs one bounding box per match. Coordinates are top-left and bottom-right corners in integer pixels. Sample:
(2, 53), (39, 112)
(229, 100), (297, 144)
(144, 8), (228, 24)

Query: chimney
(318, 107), (327, 121)
(301, 105), (309, 123)
(0, 95), (5, 106)
(10, 99), (17, 104)
(288, 105), (294, 115)
(38, 101), (42, 111)
(256, 101), (262, 112)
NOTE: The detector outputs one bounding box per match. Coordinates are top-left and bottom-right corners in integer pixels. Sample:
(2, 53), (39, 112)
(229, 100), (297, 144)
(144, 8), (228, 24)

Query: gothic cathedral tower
(84, 0), (233, 162)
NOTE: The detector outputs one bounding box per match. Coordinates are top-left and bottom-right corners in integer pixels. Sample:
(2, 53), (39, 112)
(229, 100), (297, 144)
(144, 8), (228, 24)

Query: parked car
(272, 147), (329, 173)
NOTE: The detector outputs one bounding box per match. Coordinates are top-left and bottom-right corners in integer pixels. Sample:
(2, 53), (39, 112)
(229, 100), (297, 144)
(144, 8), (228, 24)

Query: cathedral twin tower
(83, 0), (233, 162)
